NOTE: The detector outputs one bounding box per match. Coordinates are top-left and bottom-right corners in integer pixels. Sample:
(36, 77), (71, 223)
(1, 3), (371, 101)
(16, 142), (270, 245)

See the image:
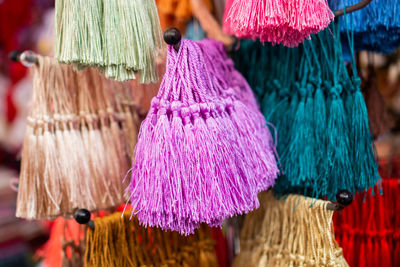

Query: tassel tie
(126, 39), (279, 235)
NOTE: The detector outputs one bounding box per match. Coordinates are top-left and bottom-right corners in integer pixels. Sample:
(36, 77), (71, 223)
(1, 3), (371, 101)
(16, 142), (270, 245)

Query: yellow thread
(84, 211), (218, 267)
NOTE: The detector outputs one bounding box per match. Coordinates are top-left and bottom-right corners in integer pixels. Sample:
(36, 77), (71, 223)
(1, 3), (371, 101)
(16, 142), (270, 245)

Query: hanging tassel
(330, 0), (400, 53)
(223, 0), (333, 47)
(333, 178), (399, 267)
(127, 39), (278, 234)
(16, 56), (141, 220)
(84, 211), (218, 267)
(340, 17), (381, 193)
(282, 84), (318, 193)
(55, 0), (162, 82)
(233, 191), (348, 266)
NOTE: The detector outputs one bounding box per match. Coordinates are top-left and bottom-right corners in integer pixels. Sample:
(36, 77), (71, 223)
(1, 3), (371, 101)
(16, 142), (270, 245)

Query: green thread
(55, 0), (162, 83)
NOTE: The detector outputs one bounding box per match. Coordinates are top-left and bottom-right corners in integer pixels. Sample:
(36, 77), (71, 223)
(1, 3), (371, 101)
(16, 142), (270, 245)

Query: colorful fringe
(333, 177), (400, 267)
(231, 21), (380, 200)
(127, 38), (279, 235)
(16, 56), (143, 219)
(329, 0), (400, 53)
(55, 0), (162, 82)
(85, 211), (218, 267)
(223, 0), (334, 47)
(233, 191), (348, 267)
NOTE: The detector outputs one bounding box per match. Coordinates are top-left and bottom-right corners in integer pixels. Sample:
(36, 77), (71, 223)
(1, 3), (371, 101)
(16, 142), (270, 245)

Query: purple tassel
(127, 39), (279, 234)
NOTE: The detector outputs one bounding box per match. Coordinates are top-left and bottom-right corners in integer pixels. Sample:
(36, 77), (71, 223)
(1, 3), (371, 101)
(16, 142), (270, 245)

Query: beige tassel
(16, 56), (143, 219)
(233, 191), (348, 267)
(84, 211), (218, 267)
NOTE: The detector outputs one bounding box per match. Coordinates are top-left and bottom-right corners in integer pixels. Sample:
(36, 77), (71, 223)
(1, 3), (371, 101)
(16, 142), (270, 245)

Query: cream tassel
(233, 191), (349, 267)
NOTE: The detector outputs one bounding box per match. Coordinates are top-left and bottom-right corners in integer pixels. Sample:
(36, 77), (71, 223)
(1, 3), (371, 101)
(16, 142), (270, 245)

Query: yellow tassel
(233, 191), (348, 267)
(85, 211), (218, 267)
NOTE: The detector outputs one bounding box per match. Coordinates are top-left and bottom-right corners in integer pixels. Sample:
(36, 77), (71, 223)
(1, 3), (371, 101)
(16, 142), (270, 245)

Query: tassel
(224, 0), (333, 47)
(231, 22), (380, 200)
(233, 191), (349, 266)
(84, 211), (218, 267)
(16, 56), (141, 219)
(325, 84), (353, 199)
(127, 39), (278, 234)
(346, 77), (380, 192)
(330, 0), (400, 53)
(333, 178), (400, 267)
(55, 0), (162, 82)
(282, 84), (318, 194)
(340, 20), (381, 192)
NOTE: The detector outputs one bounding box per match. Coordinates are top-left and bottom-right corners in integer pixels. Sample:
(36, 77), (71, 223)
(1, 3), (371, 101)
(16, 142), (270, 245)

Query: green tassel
(55, 0), (161, 82)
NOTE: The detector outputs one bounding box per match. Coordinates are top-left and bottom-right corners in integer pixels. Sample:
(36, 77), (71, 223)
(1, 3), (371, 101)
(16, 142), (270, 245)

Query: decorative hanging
(231, 21), (380, 200)
(223, 0), (334, 47)
(126, 37), (279, 235)
(329, 0), (400, 53)
(55, 0), (162, 82)
(334, 178), (400, 267)
(233, 191), (348, 267)
(84, 211), (218, 267)
(16, 56), (141, 220)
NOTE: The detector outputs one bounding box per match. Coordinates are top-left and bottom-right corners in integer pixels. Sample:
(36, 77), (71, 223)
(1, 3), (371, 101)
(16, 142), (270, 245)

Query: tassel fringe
(233, 191), (348, 267)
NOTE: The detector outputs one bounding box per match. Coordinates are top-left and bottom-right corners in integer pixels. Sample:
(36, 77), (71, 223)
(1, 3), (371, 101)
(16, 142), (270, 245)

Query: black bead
(74, 209), (91, 224)
(163, 27), (181, 46)
(9, 50), (21, 62)
(336, 190), (353, 206)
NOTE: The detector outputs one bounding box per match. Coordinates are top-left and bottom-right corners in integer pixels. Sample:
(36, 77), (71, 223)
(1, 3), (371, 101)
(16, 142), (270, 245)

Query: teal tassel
(283, 85), (317, 191)
(230, 23), (380, 200)
(313, 83), (328, 196)
(347, 78), (380, 191)
(278, 85), (299, 157)
(326, 85), (354, 200)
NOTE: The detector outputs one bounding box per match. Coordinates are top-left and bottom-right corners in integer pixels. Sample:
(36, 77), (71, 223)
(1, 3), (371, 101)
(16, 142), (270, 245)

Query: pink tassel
(127, 40), (278, 234)
(223, 0), (333, 47)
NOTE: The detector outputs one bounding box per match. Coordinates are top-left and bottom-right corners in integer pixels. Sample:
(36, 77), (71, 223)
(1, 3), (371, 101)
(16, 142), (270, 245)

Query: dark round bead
(9, 50), (21, 62)
(74, 209), (91, 224)
(163, 27), (181, 46)
(336, 190), (353, 206)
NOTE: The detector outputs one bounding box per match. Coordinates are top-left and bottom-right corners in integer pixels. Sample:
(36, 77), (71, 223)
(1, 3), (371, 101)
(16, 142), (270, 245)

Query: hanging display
(55, 0), (162, 82)
(16, 56), (140, 220)
(232, 21), (380, 200)
(126, 36), (279, 235)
